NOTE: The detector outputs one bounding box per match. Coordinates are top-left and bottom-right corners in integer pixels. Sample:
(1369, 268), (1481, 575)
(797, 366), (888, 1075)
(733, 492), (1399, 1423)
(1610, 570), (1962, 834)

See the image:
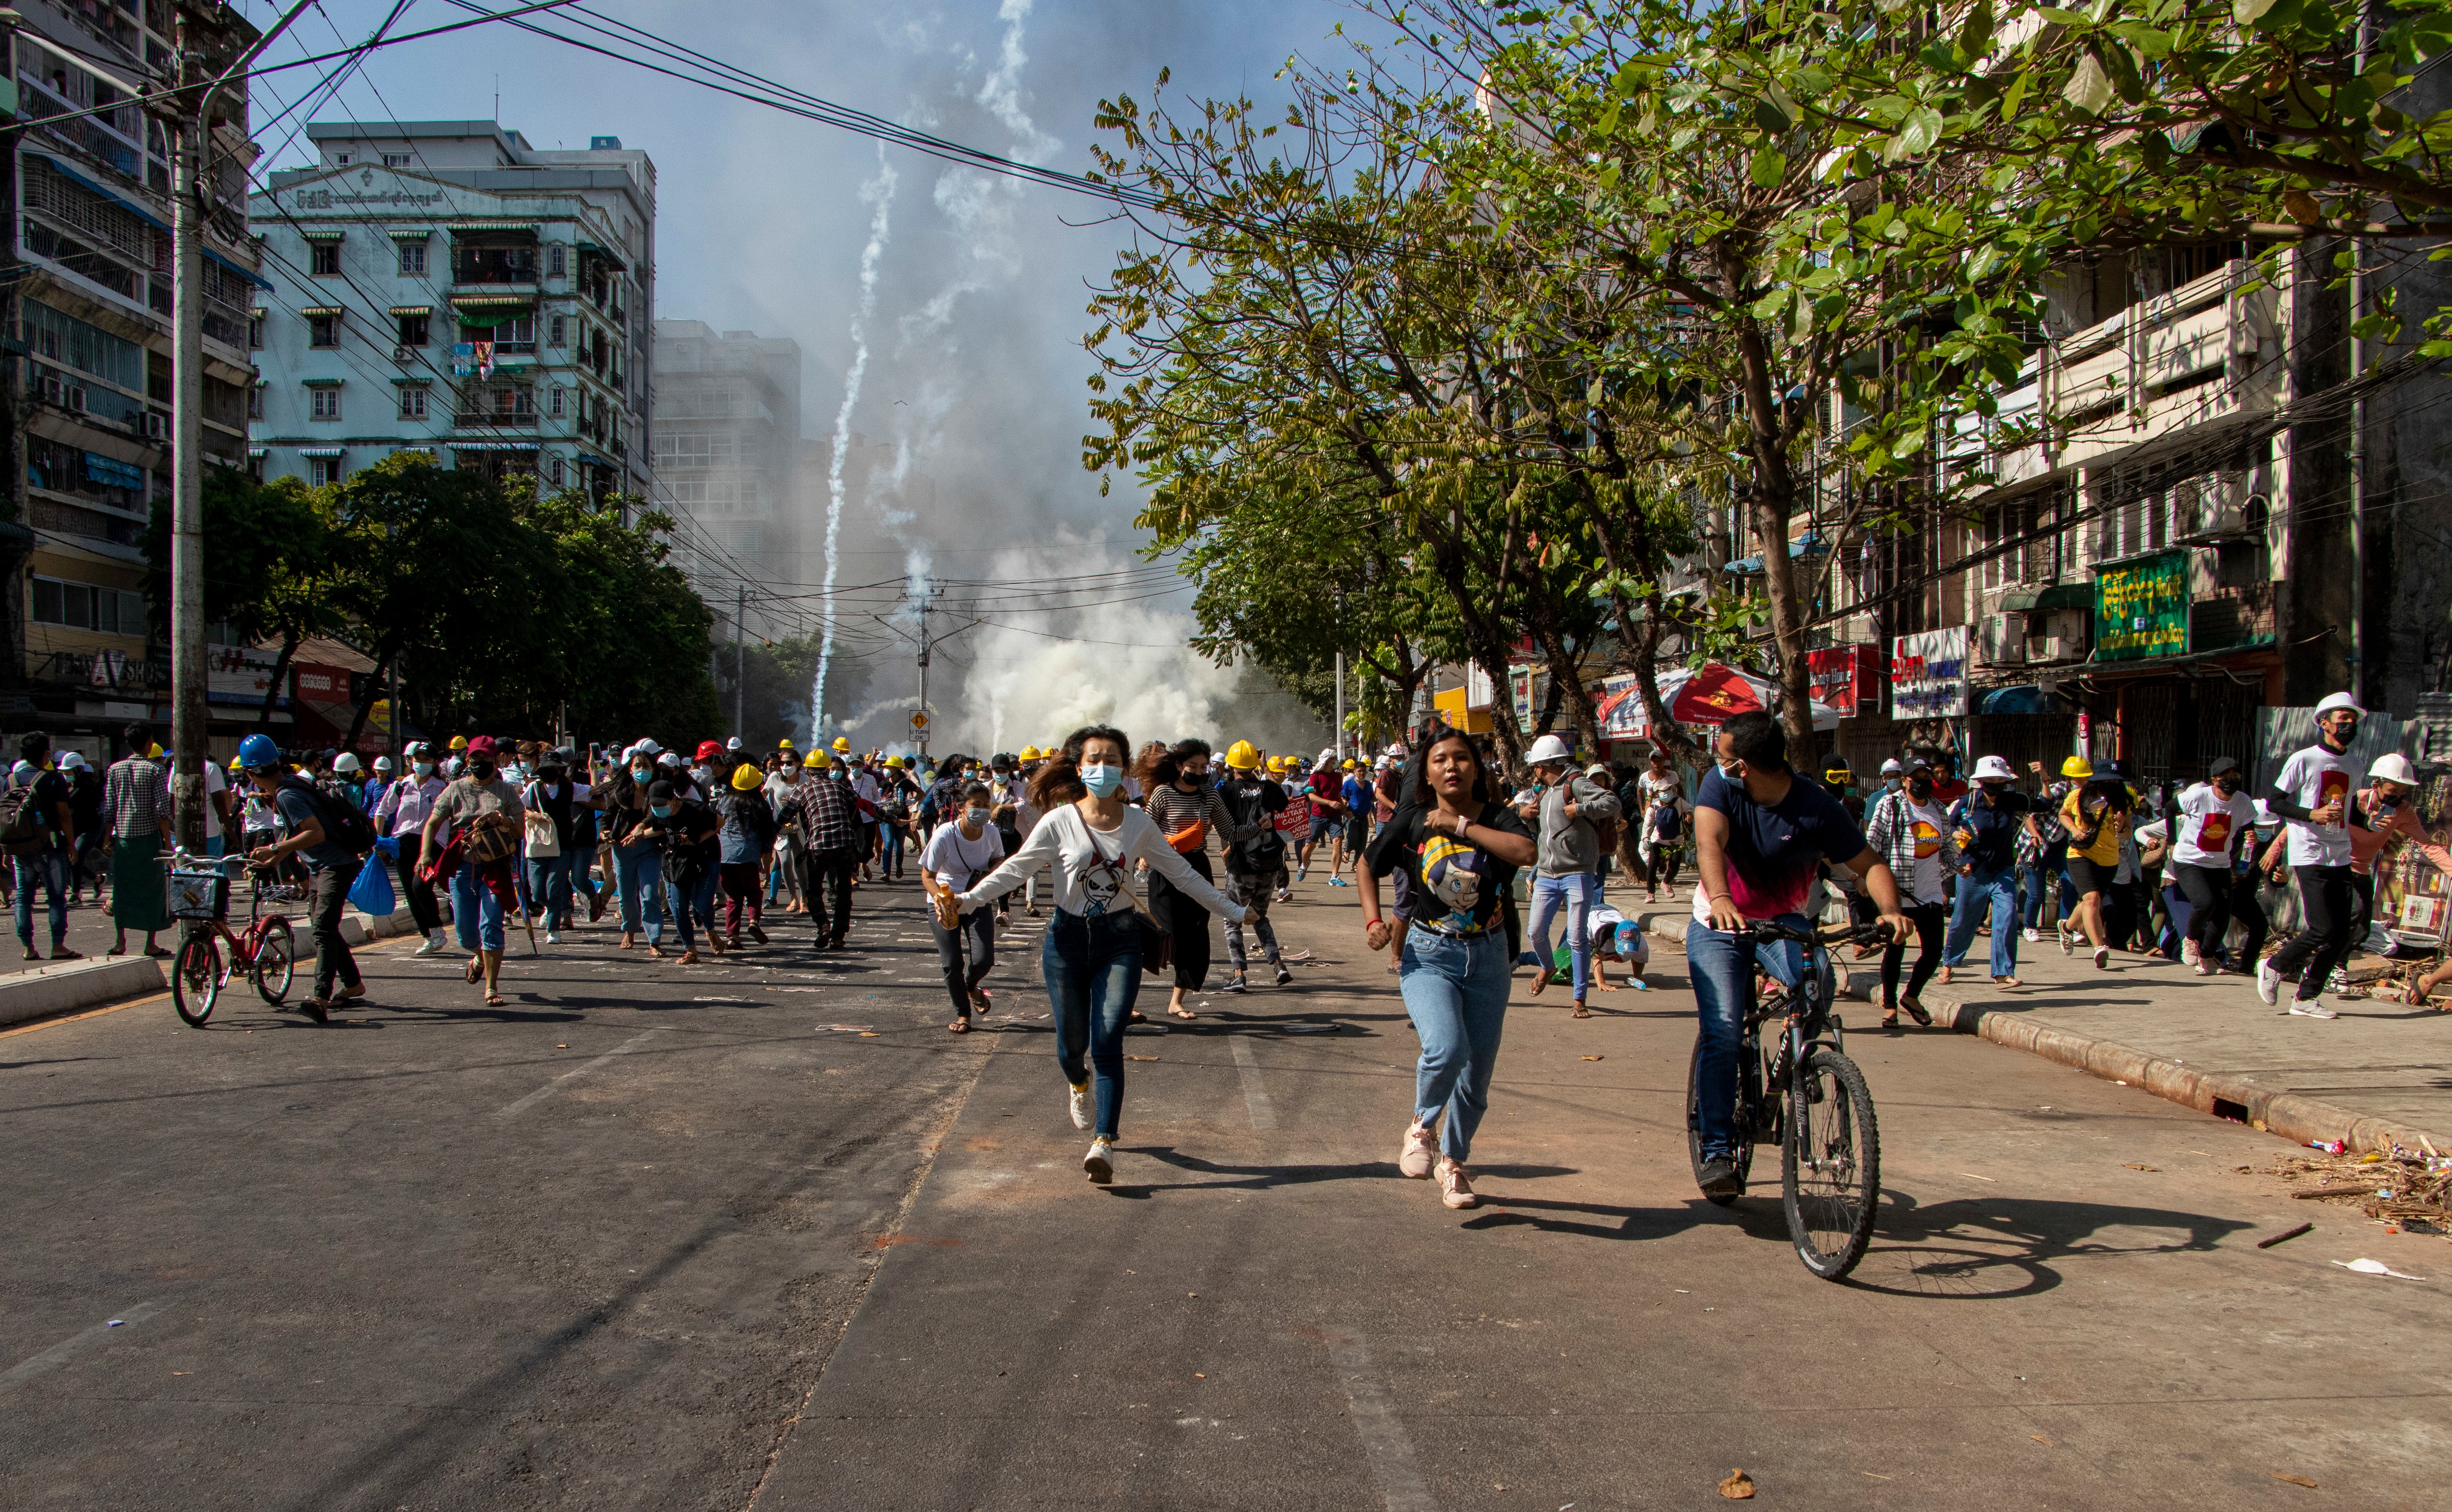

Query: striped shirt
(1143, 783), (1240, 855)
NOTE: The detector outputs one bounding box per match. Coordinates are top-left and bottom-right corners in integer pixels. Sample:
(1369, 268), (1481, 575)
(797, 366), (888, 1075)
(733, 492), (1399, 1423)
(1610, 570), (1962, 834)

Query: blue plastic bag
(348, 854), (396, 917)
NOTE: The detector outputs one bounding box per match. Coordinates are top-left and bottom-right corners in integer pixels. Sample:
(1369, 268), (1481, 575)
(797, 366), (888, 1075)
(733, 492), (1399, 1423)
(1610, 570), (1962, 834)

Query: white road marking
(1322, 1329), (1434, 1512)
(0, 1301), (165, 1392)
(496, 1029), (666, 1118)
(1230, 1036), (1277, 1130)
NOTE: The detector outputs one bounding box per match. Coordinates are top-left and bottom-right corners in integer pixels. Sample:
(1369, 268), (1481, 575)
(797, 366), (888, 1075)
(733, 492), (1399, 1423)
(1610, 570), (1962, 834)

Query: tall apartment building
(250, 120), (655, 505)
(649, 319), (800, 626)
(3, 0), (266, 747)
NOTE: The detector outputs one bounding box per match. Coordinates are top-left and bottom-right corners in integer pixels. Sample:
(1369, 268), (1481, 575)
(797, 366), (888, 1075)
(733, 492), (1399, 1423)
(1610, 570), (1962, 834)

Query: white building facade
(249, 121), (655, 503)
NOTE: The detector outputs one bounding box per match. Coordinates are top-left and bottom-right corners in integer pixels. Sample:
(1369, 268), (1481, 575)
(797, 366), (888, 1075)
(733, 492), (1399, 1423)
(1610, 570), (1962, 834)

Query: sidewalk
(1637, 896), (2451, 1157)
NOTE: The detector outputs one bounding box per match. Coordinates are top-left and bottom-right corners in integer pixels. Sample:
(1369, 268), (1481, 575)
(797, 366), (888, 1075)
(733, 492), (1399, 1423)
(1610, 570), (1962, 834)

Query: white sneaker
(2058, 924), (2074, 956)
(1435, 1157), (1478, 1210)
(413, 933), (446, 957)
(2329, 970), (2367, 1000)
(2092, 946), (2110, 970)
(1083, 1136), (1114, 1184)
(1399, 1123), (1437, 1179)
(544, 929), (561, 945)
(1068, 1081), (1091, 1130)
(2022, 927), (2040, 943)
(2256, 959), (2281, 1006)
(2288, 1000), (2339, 1020)
(2181, 938), (2200, 968)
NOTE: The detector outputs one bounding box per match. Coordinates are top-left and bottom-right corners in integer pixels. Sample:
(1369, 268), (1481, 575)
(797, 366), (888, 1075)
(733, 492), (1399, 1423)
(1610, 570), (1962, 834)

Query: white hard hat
(1386, 743), (1406, 758)
(1879, 758), (1904, 775)
(1526, 733), (1573, 766)
(1971, 754), (2015, 780)
(373, 755), (395, 770)
(332, 752), (362, 774)
(58, 751), (85, 770)
(2369, 752), (2418, 786)
(726, 736), (743, 751)
(2315, 691), (2361, 718)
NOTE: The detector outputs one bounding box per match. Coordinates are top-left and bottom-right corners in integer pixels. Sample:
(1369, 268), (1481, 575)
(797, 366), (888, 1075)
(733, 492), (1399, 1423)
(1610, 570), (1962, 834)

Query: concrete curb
(1635, 906), (2447, 1157)
(0, 957), (167, 1027)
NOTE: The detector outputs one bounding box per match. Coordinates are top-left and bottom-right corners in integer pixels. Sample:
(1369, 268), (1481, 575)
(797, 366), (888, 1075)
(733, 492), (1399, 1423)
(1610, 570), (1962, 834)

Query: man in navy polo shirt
(1689, 712), (1910, 1197)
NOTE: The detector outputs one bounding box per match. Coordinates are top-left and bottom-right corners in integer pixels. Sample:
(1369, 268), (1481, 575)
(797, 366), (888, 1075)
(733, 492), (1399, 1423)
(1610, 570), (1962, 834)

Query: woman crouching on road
(1359, 725), (1537, 1211)
(934, 726), (1253, 1185)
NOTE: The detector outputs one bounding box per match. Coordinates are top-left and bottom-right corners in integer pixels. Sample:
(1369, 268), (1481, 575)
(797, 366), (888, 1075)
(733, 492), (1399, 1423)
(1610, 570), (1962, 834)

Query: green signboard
(2093, 549), (2191, 662)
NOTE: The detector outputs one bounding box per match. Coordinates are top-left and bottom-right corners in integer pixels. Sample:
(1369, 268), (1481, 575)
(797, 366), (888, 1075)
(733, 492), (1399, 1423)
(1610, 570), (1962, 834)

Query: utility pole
(1334, 649), (1346, 763)
(168, 0), (314, 848)
(732, 584), (746, 741)
(901, 584), (947, 760)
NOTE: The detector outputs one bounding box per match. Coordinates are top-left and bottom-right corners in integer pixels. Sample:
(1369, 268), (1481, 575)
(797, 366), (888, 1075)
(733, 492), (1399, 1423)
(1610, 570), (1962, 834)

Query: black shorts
(1345, 817), (1367, 848)
(2065, 854), (2116, 896)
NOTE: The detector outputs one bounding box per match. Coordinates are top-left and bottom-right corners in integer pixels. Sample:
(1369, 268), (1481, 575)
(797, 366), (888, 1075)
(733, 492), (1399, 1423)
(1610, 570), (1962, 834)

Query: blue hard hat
(237, 733), (281, 769)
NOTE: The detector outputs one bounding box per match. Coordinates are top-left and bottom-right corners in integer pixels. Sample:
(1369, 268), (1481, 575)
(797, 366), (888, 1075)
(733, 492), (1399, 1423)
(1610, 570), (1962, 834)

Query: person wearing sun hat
(1940, 753), (2032, 989)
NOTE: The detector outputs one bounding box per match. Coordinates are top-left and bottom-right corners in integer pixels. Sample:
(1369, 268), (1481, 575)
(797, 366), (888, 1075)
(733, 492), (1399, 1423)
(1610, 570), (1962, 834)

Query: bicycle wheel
(1685, 1038), (1753, 1206)
(252, 918), (296, 1005)
(1783, 1046), (1880, 1280)
(171, 931), (222, 1028)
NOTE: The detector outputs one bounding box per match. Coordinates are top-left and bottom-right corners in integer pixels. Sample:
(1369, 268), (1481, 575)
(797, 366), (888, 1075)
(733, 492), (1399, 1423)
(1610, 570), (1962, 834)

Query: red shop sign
(1806, 645), (1879, 720)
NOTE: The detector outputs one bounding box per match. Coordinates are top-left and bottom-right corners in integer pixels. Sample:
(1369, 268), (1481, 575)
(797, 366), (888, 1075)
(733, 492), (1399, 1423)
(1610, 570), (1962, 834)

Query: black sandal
(1900, 995), (1933, 1027)
(948, 1017), (971, 1034)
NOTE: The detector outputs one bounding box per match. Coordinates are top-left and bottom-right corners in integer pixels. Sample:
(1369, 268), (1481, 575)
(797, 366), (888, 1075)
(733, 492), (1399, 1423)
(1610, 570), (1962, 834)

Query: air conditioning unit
(2177, 475), (2251, 540)
(393, 344), (414, 361)
(41, 375), (60, 404)
(66, 386), (85, 412)
(144, 412), (165, 439)
(1980, 612), (2026, 666)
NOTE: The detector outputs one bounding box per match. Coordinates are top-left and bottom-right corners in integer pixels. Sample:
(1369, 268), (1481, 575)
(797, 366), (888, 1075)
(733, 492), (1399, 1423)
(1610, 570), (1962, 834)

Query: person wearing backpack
(5, 732), (83, 962)
(1214, 740), (1291, 993)
(522, 748), (593, 944)
(239, 734), (362, 1020)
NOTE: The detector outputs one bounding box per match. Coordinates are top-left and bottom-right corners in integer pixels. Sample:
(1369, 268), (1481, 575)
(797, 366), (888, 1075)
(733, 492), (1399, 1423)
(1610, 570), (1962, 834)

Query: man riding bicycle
(1689, 712), (1910, 1197)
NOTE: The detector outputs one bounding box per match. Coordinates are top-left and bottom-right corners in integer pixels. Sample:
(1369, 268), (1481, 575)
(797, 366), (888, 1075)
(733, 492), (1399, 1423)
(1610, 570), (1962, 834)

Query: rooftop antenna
(493, 74), (500, 121)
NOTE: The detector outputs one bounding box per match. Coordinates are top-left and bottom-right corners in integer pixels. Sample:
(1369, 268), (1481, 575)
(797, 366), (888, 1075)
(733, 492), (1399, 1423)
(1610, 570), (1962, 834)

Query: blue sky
(236, 0), (1373, 546)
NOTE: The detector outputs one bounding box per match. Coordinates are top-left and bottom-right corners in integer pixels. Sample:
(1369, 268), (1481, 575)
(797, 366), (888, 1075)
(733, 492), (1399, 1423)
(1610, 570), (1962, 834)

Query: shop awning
(300, 228), (344, 242)
(1996, 582), (2094, 613)
(387, 304), (432, 315)
(298, 305), (344, 317)
(453, 441), (539, 452)
(575, 239), (628, 271)
(387, 228), (434, 241)
(297, 446), (344, 458)
(1978, 684), (2064, 715)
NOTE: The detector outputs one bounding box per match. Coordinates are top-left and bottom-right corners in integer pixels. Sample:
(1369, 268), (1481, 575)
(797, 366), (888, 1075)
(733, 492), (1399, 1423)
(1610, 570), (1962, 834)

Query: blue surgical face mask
(965, 806), (990, 828)
(1080, 763), (1124, 798)
(413, 761), (434, 778)
(632, 766), (653, 783)
(650, 804), (672, 819)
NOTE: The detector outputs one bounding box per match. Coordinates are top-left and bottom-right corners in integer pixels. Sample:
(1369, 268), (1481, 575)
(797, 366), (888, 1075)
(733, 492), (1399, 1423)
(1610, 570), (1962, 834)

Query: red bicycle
(163, 851), (302, 1026)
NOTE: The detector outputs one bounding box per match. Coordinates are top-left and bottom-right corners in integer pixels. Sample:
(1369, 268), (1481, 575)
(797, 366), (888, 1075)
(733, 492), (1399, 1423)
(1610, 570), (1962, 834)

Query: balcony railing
(455, 411), (537, 431)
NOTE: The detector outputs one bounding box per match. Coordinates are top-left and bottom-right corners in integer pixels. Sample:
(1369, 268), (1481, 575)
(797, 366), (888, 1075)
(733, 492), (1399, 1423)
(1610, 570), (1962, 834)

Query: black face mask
(1907, 777), (1933, 799)
(2212, 775), (2240, 795)
(468, 759), (495, 780)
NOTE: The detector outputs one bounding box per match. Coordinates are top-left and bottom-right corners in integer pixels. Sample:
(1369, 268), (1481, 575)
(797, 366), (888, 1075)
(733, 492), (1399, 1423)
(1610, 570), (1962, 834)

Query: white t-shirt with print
(1898, 796), (1952, 905)
(2275, 744), (2356, 867)
(920, 821), (1005, 893)
(2171, 782), (2255, 869)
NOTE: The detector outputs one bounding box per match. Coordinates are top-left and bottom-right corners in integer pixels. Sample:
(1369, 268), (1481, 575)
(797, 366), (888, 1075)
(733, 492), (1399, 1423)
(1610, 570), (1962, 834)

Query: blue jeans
(1042, 907), (1142, 1139)
(1685, 914), (1809, 1161)
(527, 852), (574, 927)
(450, 865), (506, 952)
(1524, 871), (1593, 999)
(13, 850), (71, 948)
(612, 841), (664, 945)
(880, 821), (906, 875)
(668, 865), (718, 948)
(2021, 855), (2065, 929)
(1944, 864), (2021, 977)
(1399, 926), (1513, 1162)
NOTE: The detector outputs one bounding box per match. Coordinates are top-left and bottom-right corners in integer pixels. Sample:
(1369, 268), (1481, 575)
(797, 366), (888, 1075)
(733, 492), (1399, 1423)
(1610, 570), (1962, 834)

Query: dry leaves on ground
(1718, 1468), (1756, 1499)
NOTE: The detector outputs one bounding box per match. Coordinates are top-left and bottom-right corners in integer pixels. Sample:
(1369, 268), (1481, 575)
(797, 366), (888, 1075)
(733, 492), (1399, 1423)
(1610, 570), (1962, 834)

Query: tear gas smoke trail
(812, 147), (898, 736)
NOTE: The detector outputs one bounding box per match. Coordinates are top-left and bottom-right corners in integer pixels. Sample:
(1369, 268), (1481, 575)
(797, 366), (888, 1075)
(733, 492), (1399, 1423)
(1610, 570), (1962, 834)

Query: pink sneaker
(1399, 1123), (1437, 1179)
(1436, 1157), (1479, 1210)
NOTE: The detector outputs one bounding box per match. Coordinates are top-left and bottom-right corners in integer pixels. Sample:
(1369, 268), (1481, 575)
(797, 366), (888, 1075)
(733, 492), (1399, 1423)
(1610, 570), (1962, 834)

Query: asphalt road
(1, 870), (2445, 1511)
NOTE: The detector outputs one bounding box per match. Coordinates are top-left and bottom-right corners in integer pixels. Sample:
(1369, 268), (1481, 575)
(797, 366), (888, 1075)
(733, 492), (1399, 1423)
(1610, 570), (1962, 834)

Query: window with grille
(399, 387), (427, 420)
(309, 314), (338, 348)
(398, 242), (426, 276)
(548, 314), (566, 346)
(248, 312), (264, 348)
(548, 244), (567, 277)
(310, 458), (340, 487)
(310, 387), (341, 420)
(397, 312), (429, 347)
(310, 241), (340, 275)
(550, 385), (565, 417)
(383, 153), (412, 168)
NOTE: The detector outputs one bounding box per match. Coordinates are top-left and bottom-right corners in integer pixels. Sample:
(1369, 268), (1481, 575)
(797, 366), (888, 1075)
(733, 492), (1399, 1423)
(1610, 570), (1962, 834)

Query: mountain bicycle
(163, 851), (302, 1027)
(1685, 919), (1889, 1281)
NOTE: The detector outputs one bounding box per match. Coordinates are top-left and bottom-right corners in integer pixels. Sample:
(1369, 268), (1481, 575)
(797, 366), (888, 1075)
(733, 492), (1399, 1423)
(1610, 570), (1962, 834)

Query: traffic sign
(911, 712), (929, 728)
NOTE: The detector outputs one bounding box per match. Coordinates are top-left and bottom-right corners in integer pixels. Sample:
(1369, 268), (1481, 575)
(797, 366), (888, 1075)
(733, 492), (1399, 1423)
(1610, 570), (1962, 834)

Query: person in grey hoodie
(1516, 733), (1622, 1017)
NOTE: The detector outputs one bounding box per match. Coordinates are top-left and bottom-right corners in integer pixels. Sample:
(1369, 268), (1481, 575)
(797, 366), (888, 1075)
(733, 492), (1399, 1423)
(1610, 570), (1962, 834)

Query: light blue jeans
(1944, 864), (2020, 978)
(1400, 927), (1513, 1162)
(450, 865), (506, 952)
(612, 840), (664, 945)
(1524, 871), (1593, 999)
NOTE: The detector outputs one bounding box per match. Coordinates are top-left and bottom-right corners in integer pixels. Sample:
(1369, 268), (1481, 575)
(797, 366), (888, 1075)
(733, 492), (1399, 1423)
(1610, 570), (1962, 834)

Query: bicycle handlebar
(1728, 919), (1893, 948)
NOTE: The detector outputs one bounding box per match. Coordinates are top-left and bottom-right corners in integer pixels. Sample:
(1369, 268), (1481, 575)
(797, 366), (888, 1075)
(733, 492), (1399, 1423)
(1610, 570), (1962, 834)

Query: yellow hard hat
(1226, 740), (1258, 770)
(777, 737), (795, 750)
(228, 755), (243, 771)
(833, 736), (850, 751)
(729, 763), (764, 792)
(1019, 745), (1041, 762)
(805, 750), (830, 769)
(449, 735), (468, 750)
(2061, 756), (2094, 779)
(1342, 758), (1356, 770)
(884, 754), (905, 769)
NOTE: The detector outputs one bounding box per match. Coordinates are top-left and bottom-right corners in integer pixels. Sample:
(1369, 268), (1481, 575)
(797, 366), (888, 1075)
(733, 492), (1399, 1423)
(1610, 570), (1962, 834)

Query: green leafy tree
(143, 467), (344, 732)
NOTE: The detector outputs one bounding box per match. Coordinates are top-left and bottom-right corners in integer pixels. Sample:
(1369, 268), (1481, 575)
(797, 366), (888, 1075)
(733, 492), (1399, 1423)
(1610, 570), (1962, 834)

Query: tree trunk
(1531, 668), (1563, 736)
(1727, 281), (1817, 764)
(341, 641), (398, 749)
(254, 630), (301, 734)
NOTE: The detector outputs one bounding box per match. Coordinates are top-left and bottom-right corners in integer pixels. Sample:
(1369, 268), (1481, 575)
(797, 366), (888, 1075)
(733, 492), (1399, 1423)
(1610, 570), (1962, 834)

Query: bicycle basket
(167, 868), (229, 922)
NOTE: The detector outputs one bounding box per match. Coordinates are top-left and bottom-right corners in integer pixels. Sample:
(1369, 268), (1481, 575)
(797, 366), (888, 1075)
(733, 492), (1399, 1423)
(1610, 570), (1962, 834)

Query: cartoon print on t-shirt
(1911, 818), (1941, 859)
(2197, 810), (2232, 850)
(2317, 768), (2351, 811)
(1418, 832), (1488, 930)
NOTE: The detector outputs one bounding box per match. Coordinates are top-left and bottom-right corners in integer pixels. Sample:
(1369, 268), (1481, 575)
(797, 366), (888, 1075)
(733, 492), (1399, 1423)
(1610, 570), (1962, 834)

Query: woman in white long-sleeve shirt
(936, 724), (1253, 1184)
